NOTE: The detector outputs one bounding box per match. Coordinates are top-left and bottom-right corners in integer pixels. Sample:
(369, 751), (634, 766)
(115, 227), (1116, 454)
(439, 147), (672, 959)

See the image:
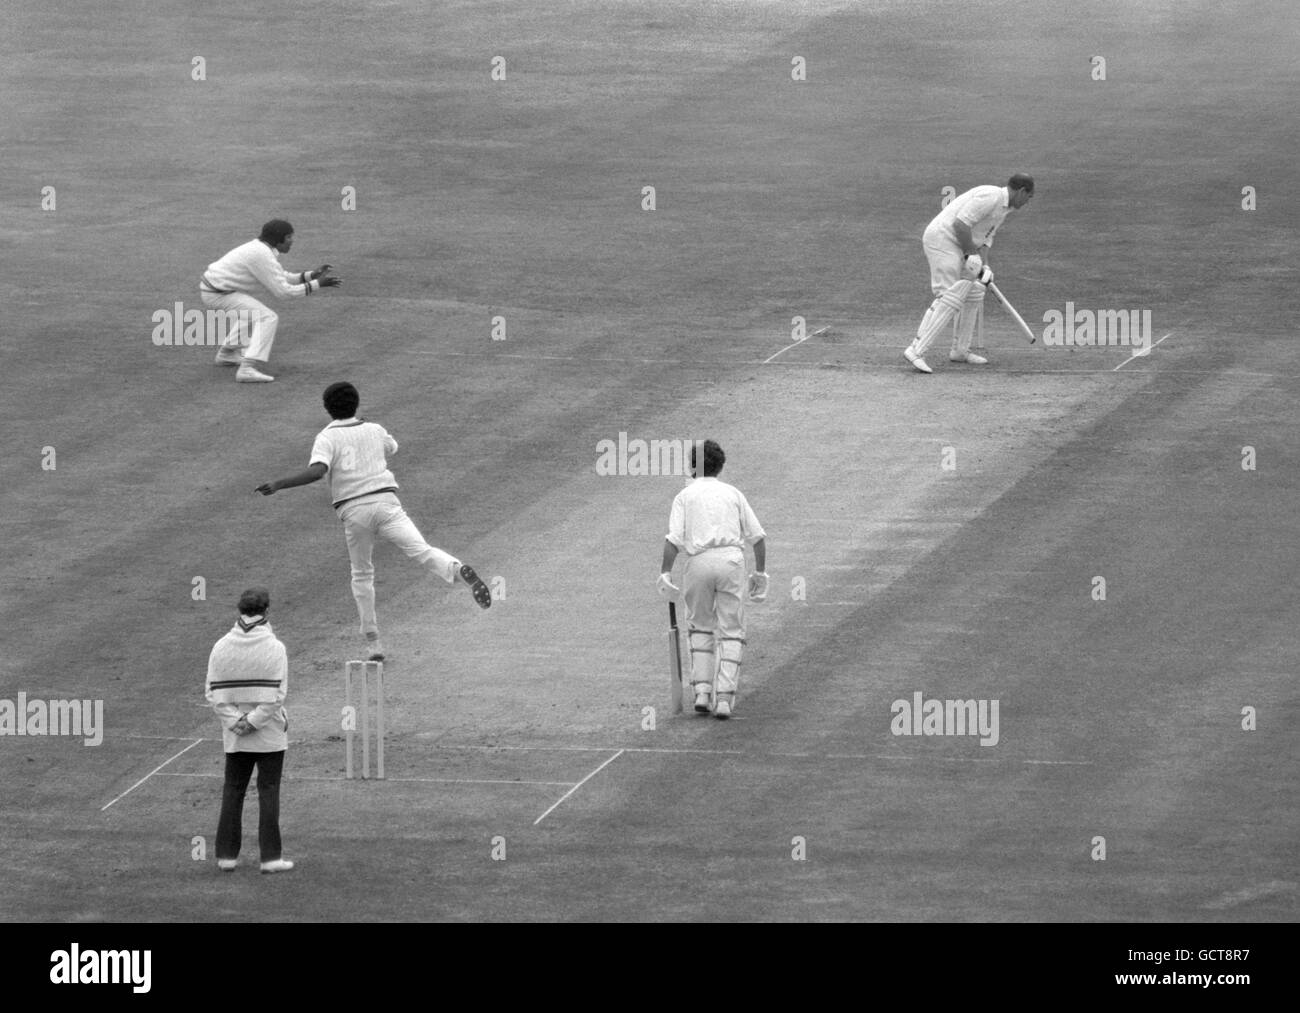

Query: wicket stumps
(344, 660), (385, 779)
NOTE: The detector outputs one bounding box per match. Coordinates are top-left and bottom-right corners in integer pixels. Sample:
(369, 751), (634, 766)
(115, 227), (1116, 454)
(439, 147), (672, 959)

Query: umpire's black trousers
(216, 750), (285, 861)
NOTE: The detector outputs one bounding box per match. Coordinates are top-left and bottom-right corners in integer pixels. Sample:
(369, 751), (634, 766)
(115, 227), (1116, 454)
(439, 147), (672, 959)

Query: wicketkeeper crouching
(658, 439), (767, 720)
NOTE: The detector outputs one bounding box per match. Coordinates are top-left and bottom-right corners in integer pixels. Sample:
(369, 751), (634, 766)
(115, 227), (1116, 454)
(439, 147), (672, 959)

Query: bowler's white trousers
(336, 492), (458, 636)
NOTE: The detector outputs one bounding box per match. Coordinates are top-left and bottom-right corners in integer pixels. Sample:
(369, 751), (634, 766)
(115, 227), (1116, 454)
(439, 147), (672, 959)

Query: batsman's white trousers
(199, 289), (279, 363)
(921, 225), (965, 296)
(918, 226), (982, 352)
(682, 546), (747, 696)
(336, 492), (459, 636)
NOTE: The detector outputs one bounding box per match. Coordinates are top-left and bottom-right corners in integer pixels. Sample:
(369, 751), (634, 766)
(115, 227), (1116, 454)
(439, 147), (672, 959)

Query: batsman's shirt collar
(326, 416), (366, 428)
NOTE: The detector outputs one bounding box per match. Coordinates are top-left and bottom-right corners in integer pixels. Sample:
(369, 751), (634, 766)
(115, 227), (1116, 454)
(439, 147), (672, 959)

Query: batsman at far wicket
(904, 172), (1035, 374)
(254, 382), (492, 662)
(657, 439), (767, 720)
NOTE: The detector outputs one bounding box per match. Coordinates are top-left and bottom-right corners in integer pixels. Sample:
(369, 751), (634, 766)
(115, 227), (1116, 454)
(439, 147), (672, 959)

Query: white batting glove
(656, 572), (680, 596)
(747, 571), (769, 602)
(963, 253), (984, 276)
(975, 265), (994, 285)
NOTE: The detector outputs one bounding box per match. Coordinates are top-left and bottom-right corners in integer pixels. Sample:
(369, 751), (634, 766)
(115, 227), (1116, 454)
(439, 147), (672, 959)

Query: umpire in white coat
(206, 588), (294, 873)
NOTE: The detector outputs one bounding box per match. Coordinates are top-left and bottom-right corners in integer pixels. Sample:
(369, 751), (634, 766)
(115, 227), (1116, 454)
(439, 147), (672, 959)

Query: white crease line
(388, 777), (575, 786)
(1113, 332), (1173, 371)
(441, 744), (623, 753)
(534, 749), (625, 826)
(1018, 759), (1094, 766)
(377, 345), (1300, 378)
(100, 739), (204, 812)
(762, 340), (808, 365)
(1203, 880), (1297, 909)
(762, 327), (829, 365)
(449, 745), (1093, 766)
(623, 747), (746, 755)
(153, 772), (574, 786)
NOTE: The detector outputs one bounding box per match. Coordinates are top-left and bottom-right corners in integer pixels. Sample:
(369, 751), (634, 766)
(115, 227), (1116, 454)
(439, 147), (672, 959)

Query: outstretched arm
(255, 462), (327, 496)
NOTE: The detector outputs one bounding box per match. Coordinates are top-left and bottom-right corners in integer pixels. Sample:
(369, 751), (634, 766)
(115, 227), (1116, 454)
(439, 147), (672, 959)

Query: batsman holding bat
(904, 172), (1035, 373)
(657, 439), (766, 720)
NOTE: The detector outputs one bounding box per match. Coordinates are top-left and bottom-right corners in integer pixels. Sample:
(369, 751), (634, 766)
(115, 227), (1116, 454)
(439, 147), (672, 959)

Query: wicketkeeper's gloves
(747, 571), (769, 601)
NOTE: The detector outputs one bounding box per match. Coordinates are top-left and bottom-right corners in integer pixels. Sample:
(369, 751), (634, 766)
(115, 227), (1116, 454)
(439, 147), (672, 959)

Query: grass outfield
(1, 0), (1297, 923)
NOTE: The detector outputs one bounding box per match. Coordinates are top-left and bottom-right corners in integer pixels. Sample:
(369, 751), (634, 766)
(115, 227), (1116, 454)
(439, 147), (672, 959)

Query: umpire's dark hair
(323, 381), (360, 419)
(691, 439), (726, 477)
(237, 587), (270, 616)
(259, 219), (294, 245)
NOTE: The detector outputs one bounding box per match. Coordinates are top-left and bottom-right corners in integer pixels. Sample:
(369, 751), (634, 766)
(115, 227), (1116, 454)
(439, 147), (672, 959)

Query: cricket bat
(668, 601), (685, 714)
(987, 281), (1038, 344)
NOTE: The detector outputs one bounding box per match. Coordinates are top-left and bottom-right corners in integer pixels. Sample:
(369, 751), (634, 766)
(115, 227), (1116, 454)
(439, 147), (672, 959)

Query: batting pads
(912, 280), (970, 356)
(952, 282), (986, 356)
(688, 629), (745, 695)
(687, 628), (716, 693)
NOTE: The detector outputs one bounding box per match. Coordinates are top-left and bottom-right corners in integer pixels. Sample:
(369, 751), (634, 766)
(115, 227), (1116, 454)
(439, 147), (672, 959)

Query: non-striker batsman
(657, 439), (767, 720)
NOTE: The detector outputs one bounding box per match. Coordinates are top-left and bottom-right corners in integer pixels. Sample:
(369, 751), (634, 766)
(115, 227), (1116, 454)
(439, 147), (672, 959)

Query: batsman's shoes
(714, 697), (733, 720)
(693, 690), (712, 714)
(904, 348), (933, 374)
(214, 346), (243, 366)
(949, 351), (988, 364)
(365, 637), (386, 662)
(217, 859), (238, 871)
(260, 859), (295, 874)
(236, 364), (275, 383)
(459, 564), (492, 609)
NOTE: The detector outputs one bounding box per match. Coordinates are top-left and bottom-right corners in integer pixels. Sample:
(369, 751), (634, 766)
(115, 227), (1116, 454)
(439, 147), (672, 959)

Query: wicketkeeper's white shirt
(925, 185), (1015, 249)
(310, 418), (400, 507)
(667, 477), (765, 555)
(204, 239), (320, 299)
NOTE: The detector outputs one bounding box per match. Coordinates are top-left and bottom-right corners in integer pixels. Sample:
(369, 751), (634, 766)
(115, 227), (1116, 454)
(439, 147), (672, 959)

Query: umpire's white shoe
(950, 351), (988, 364)
(260, 859), (295, 874)
(714, 696), (733, 720)
(217, 859), (238, 871)
(904, 347), (933, 374)
(236, 363), (275, 383)
(214, 346), (243, 366)
(693, 689), (712, 714)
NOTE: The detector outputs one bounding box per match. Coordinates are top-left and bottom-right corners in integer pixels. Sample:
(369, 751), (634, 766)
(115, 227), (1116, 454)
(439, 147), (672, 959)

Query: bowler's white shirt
(310, 418), (399, 506)
(667, 477), (765, 555)
(926, 186), (1015, 248)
